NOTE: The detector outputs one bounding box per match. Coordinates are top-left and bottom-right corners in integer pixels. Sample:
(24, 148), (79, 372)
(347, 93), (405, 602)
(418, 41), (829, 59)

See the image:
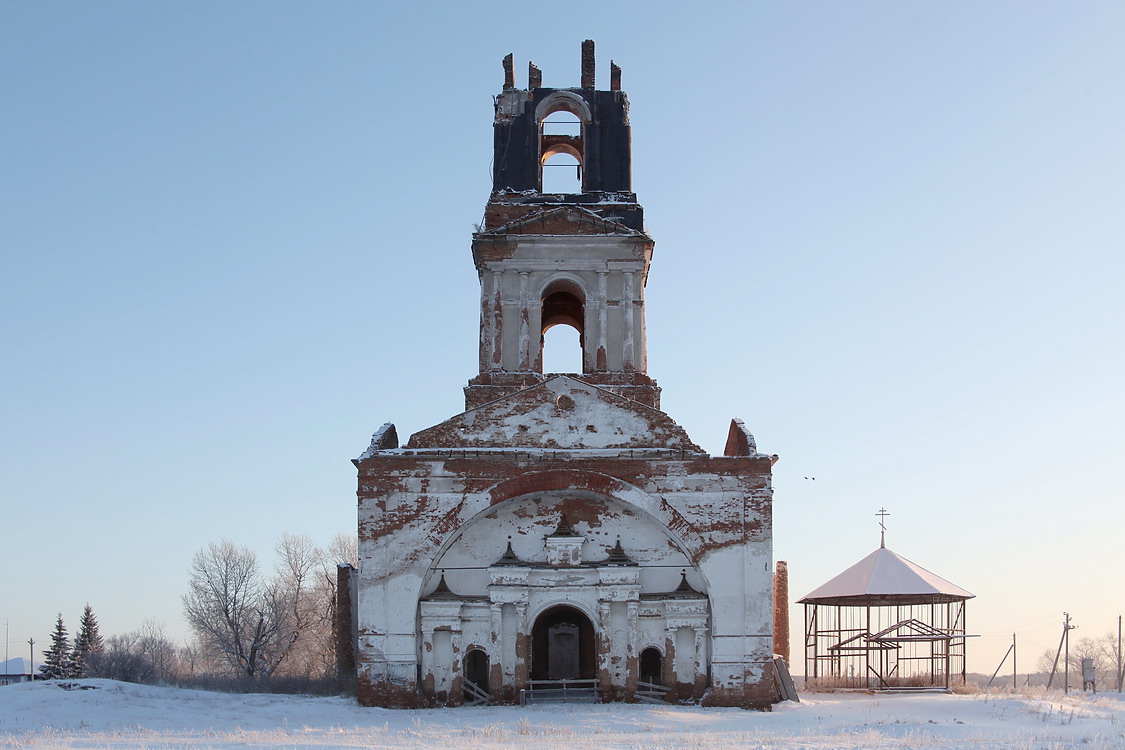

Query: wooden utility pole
(987, 633), (1017, 688)
(1117, 615), (1122, 693)
(27, 638), (34, 681)
(1047, 612), (1077, 692)
(1012, 632), (1017, 689)
(1065, 612), (1075, 694)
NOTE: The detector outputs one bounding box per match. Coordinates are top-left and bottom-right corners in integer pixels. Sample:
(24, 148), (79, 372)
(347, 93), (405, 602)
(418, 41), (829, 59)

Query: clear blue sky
(3, 2), (1123, 678)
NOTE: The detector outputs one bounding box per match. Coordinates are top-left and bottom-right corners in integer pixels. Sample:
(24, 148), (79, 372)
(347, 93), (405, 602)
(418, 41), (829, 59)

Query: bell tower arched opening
(540, 110), (583, 194)
(541, 326), (582, 374)
(539, 279), (586, 374)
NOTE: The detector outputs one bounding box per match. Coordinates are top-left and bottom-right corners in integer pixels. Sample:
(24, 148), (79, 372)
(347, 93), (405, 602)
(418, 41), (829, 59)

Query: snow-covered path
(2, 680), (1123, 749)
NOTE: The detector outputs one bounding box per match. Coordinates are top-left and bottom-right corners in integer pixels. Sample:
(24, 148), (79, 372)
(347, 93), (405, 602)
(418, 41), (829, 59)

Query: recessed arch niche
(420, 490), (705, 599)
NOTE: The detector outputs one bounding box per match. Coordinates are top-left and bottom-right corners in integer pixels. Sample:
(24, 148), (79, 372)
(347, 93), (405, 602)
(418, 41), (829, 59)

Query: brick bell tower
(467, 39), (659, 409)
(351, 41), (777, 710)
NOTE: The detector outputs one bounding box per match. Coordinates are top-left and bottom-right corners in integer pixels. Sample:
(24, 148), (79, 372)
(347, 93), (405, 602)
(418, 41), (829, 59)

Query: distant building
(347, 42), (778, 708)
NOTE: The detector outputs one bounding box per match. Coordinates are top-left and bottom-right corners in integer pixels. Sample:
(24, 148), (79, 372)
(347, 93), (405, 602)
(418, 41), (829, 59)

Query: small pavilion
(799, 510), (974, 691)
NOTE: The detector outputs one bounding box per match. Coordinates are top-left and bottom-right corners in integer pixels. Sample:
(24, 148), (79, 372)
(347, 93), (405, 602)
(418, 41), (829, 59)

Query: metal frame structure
(803, 596), (970, 691)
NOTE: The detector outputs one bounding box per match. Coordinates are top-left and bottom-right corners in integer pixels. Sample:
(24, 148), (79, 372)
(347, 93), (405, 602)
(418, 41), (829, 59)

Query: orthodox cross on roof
(876, 507), (890, 548)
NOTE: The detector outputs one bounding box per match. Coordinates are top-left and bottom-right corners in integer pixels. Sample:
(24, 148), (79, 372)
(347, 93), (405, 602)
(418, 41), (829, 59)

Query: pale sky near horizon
(2, 2), (1123, 679)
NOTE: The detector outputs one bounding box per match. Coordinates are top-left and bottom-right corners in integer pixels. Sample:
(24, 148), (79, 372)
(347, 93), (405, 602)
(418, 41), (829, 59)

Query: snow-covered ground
(2, 680), (1124, 749)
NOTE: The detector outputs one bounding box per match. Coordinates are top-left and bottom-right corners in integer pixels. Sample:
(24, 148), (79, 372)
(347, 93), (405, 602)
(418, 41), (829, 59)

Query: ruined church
(349, 42), (777, 708)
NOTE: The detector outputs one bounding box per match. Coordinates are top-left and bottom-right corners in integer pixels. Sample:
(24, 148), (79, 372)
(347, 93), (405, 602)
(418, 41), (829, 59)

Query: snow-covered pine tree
(38, 613), (71, 680)
(71, 604), (103, 678)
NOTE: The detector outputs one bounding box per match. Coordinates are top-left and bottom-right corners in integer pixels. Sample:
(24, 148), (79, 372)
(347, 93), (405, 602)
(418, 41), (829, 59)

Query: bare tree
(94, 630), (171, 684)
(96, 631), (148, 682)
(137, 619), (178, 684)
(182, 540), (288, 679)
(270, 533), (330, 677)
(182, 533), (358, 684)
(328, 532), (358, 569)
(178, 642), (201, 679)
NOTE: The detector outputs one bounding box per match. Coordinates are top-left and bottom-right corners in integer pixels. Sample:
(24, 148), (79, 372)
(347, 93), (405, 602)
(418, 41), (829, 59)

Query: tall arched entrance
(531, 605), (596, 680)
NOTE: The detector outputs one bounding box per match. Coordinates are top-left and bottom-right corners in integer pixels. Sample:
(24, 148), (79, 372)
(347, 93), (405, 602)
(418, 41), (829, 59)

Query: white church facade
(349, 42), (778, 708)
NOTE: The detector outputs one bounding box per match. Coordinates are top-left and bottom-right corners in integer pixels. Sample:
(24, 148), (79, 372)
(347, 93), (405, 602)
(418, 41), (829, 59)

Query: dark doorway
(464, 649), (489, 688)
(639, 647), (663, 686)
(531, 605), (596, 680)
(463, 649), (490, 705)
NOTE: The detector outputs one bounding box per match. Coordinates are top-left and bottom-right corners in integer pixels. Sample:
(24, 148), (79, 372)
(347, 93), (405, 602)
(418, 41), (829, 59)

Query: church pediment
(479, 205), (642, 237)
(406, 376), (702, 451)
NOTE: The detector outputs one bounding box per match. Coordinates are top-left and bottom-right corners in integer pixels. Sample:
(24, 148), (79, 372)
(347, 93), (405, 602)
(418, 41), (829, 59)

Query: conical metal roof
(493, 537), (525, 566)
(422, 573), (463, 600)
(603, 538), (637, 566)
(799, 546), (973, 606)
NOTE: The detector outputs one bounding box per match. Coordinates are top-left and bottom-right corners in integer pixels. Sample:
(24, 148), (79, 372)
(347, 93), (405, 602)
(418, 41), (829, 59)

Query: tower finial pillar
(581, 40), (595, 89)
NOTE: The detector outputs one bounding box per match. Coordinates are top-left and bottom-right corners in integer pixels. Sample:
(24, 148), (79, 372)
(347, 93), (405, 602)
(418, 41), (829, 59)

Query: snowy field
(3, 680), (1124, 749)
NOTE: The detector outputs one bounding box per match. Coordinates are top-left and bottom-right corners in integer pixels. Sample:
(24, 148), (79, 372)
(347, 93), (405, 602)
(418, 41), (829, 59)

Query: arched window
(540, 110), (583, 194)
(540, 278), (585, 374)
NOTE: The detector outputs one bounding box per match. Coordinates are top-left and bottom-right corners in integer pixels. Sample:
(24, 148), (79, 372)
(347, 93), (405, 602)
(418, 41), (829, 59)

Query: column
(490, 270), (503, 370)
(664, 626), (679, 697)
(582, 294), (596, 372)
(623, 270), (635, 370)
(489, 603), (505, 700)
(625, 601), (640, 700)
(596, 271), (608, 371)
(513, 603), (529, 691)
(479, 274), (491, 373)
(693, 626), (708, 698)
(419, 626), (436, 700)
(518, 272), (530, 370)
(529, 300), (543, 372)
(597, 601), (614, 699)
(450, 628), (464, 705)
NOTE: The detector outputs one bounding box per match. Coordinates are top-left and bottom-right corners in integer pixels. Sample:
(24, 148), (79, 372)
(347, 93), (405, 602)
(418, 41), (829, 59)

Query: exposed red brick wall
(773, 560), (790, 665)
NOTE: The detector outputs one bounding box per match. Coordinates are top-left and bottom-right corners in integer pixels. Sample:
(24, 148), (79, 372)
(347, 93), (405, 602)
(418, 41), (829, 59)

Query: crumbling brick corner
(701, 670), (776, 711)
(773, 560), (790, 666)
(334, 564), (358, 695)
(356, 675), (429, 709)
